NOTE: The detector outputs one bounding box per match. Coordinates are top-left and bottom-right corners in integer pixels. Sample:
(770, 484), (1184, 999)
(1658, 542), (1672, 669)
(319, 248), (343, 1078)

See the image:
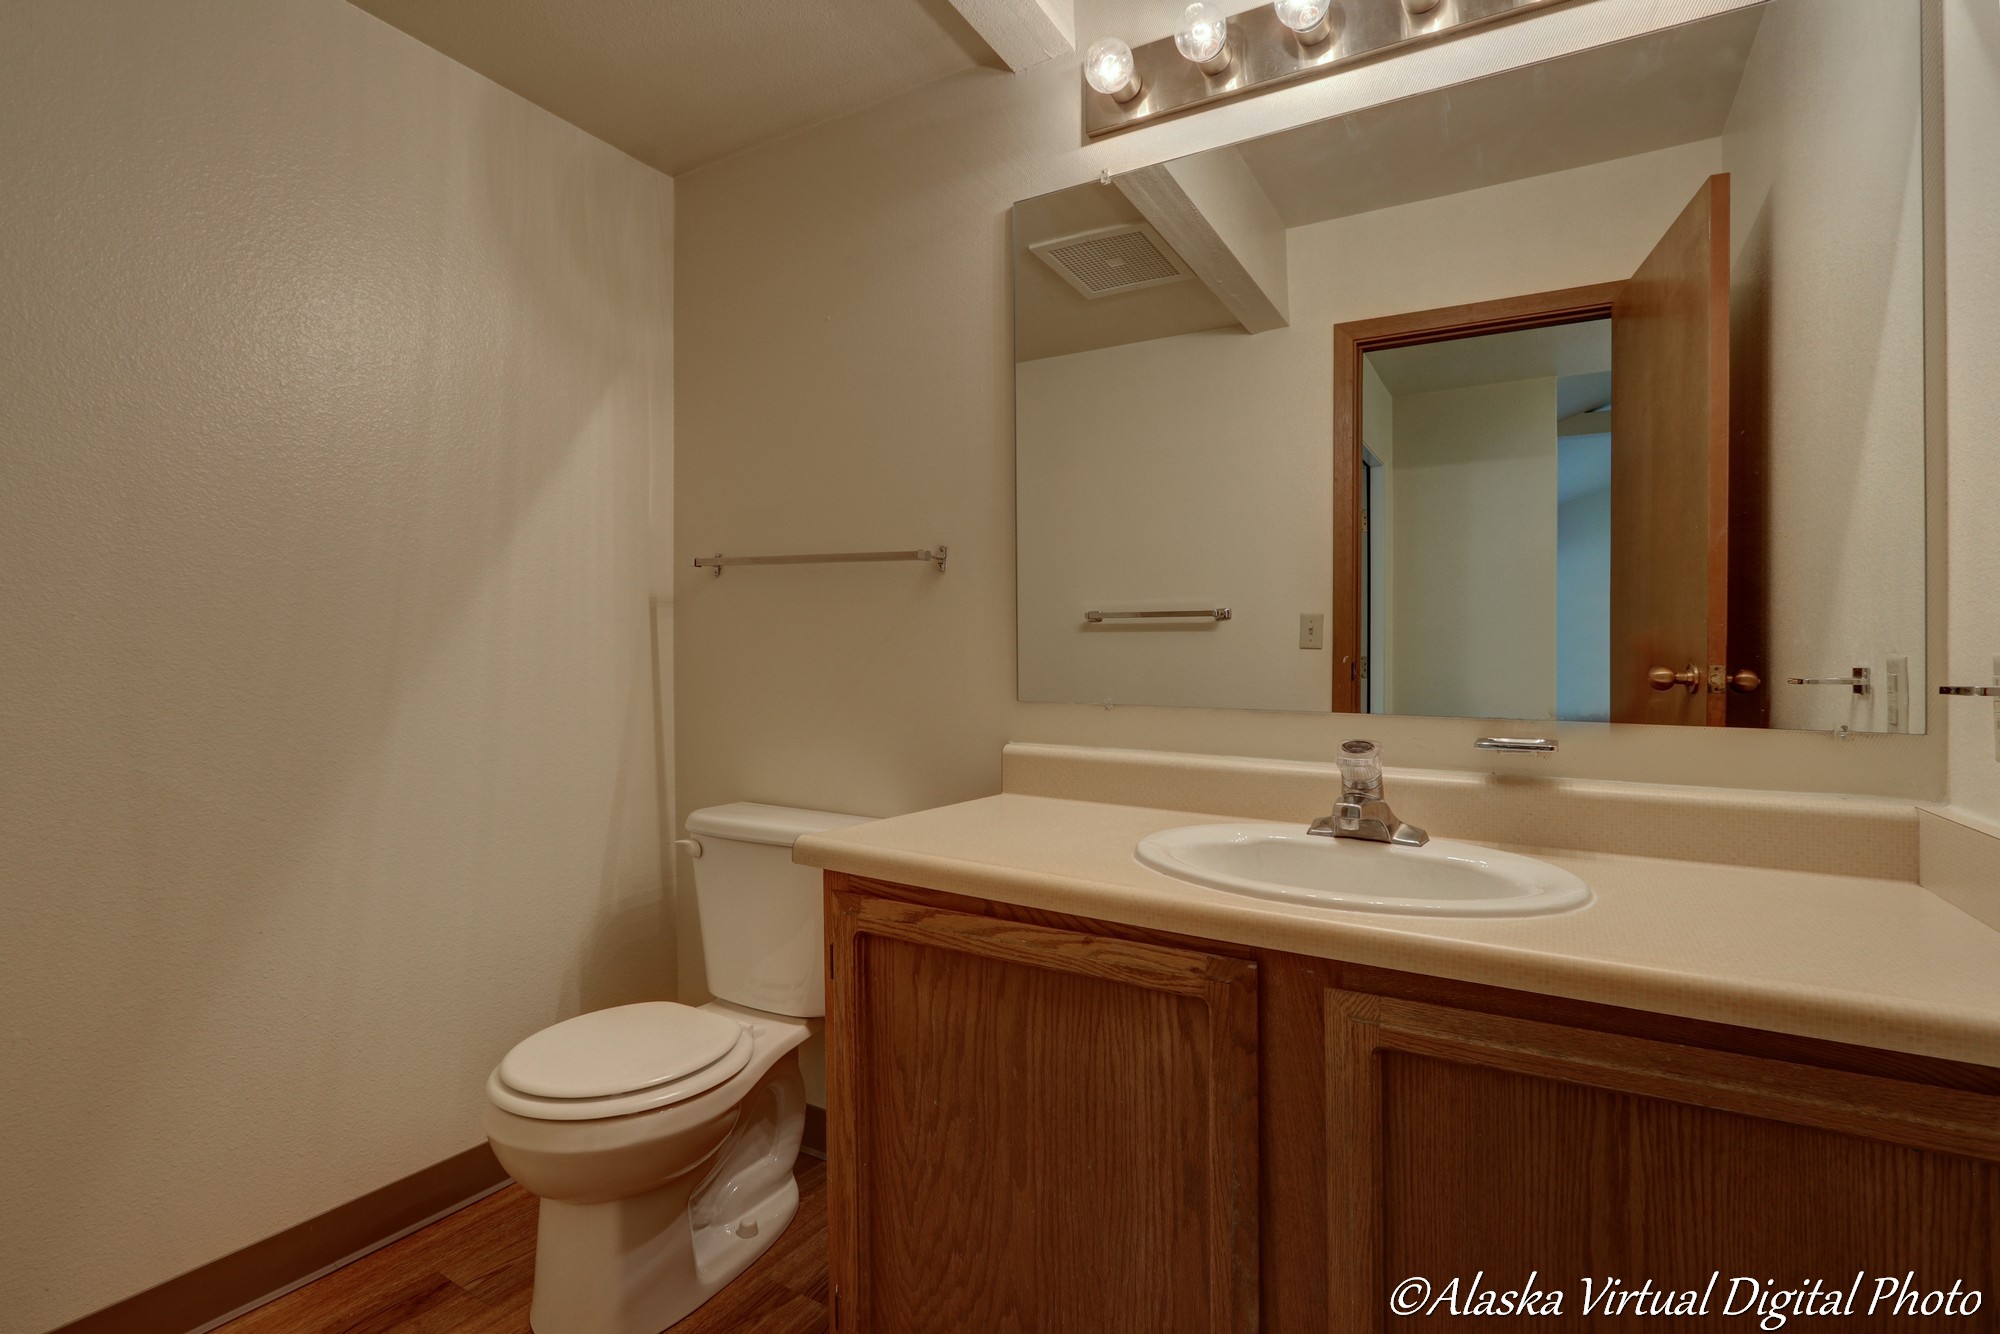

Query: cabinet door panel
(1327, 990), (2000, 1331)
(827, 886), (1259, 1334)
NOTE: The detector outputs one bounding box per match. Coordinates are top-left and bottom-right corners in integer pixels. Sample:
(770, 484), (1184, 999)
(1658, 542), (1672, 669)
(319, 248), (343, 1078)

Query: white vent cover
(1029, 223), (1192, 299)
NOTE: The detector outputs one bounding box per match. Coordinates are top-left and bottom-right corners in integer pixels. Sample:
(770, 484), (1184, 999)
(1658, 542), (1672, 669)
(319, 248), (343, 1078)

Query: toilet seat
(488, 1003), (754, 1121)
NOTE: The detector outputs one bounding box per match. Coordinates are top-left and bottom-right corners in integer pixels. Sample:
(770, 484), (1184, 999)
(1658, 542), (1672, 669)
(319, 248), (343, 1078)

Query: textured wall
(0, 2), (674, 1329)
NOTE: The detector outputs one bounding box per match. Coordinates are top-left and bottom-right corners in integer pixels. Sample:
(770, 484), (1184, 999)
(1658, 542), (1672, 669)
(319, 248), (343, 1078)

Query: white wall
(1387, 378), (1559, 721)
(0, 2), (675, 1329)
(1016, 139), (1722, 717)
(1944, 0), (2000, 825)
(1721, 0), (1928, 733)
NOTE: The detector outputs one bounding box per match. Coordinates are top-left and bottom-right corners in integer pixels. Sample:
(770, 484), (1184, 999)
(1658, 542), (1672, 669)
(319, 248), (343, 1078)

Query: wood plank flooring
(216, 1159), (829, 1334)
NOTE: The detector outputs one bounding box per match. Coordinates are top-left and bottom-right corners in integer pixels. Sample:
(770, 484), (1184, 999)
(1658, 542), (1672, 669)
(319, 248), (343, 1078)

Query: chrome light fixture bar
(1083, 0), (1581, 139)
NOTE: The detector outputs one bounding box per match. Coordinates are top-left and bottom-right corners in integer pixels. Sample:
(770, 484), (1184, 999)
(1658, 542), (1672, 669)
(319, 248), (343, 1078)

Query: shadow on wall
(0, 4), (673, 1324)
(1729, 199), (1774, 729)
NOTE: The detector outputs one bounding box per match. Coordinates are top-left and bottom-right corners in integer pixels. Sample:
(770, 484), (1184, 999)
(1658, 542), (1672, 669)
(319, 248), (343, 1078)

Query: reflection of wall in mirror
(1386, 377), (1558, 722)
(1722, 0), (1926, 733)
(1557, 434), (1613, 724)
(1017, 136), (1724, 713)
(1017, 327), (1329, 711)
(1362, 358), (1395, 714)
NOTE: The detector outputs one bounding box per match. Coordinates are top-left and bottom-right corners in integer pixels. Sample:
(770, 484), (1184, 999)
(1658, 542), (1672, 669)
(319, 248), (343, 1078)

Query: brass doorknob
(1724, 669), (1762, 693)
(1648, 665), (1701, 693)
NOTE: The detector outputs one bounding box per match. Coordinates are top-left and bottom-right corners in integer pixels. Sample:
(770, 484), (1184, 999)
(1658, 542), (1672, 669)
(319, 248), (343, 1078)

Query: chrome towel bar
(1084, 607), (1232, 623)
(1785, 667), (1870, 695)
(1474, 737), (1557, 753)
(1939, 685), (2000, 697)
(693, 546), (946, 577)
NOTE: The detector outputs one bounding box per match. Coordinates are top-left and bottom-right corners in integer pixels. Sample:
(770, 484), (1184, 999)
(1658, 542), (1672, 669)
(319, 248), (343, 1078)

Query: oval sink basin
(1135, 822), (1592, 917)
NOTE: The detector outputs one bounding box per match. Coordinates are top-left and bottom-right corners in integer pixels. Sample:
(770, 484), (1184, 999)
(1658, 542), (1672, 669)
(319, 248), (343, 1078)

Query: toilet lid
(498, 1002), (744, 1099)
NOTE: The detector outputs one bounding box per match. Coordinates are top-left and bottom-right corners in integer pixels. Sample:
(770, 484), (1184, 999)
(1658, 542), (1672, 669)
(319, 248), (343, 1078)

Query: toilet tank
(683, 803), (873, 1018)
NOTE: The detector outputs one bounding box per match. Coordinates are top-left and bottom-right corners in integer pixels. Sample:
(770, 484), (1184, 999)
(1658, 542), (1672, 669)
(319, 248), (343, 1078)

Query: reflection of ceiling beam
(947, 0), (1073, 72)
(1116, 151), (1289, 334)
(1559, 410), (1613, 437)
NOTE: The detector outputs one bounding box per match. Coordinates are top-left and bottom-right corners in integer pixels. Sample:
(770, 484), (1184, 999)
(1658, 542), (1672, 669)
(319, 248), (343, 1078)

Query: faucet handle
(1336, 738), (1383, 792)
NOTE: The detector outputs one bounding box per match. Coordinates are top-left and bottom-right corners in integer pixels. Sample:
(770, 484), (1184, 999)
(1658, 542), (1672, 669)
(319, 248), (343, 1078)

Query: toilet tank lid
(685, 802), (873, 848)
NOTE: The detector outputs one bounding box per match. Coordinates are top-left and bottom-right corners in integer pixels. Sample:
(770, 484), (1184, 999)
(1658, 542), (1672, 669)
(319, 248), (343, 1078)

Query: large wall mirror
(1014, 0), (1931, 733)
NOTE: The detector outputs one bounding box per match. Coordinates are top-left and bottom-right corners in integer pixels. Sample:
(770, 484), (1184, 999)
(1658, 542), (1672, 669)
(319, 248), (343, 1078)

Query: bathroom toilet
(485, 803), (869, 1334)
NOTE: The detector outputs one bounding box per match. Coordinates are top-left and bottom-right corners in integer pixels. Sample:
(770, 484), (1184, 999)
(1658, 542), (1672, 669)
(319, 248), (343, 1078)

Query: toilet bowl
(485, 1001), (811, 1334)
(485, 803), (870, 1334)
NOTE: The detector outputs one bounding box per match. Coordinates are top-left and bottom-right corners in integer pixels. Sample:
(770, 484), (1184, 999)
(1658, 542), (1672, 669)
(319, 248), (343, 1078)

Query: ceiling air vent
(1029, 223), (1192, 299)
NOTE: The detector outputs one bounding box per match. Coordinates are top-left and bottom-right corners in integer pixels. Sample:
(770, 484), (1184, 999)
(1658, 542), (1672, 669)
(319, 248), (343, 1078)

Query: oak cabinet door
(826, 882), (1260, 1334)
(1325, 989), (2000, 1331)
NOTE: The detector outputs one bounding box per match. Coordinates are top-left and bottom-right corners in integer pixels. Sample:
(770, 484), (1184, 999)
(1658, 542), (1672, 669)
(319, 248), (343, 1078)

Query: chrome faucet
(1308, 739), (1429, 847)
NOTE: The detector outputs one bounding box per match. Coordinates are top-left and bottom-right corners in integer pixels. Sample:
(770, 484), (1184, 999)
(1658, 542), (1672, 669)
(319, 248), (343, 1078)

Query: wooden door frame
(1330, 282), (1625, 712)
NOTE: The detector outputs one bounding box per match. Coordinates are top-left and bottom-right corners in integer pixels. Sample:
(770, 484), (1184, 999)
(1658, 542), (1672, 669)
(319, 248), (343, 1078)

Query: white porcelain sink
(1135, 822), (1592, 917)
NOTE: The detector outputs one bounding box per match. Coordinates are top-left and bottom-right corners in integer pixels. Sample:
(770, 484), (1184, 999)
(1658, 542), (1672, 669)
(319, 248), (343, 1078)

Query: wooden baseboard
(58, 1108), (833, 1334)
(50, 1144), (508, 1334)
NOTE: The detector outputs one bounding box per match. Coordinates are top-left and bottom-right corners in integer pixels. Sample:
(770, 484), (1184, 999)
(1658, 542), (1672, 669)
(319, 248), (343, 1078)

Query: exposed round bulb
(1273, 0), (1332, 40)
(1175, 3), (1230, 71)
(1084, 37), (1141, 102)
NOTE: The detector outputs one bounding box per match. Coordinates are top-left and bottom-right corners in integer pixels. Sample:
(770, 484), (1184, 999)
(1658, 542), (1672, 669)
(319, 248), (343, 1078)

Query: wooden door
(1325, 989), (2000, 1330)
(825, 878), (1260, 1334)
(1611, 175), (1732, 726)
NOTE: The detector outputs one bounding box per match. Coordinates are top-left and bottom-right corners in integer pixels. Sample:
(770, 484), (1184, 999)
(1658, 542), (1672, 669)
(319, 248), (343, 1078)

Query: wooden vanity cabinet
(825, 874), (2000, 1333)
(824, 878), (1262, 1334)
(1326, 989), (2000, 1330)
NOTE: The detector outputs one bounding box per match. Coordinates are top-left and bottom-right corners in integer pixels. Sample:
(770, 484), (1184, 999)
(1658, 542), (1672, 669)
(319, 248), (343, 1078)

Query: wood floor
(216, 1159), (830, 1334)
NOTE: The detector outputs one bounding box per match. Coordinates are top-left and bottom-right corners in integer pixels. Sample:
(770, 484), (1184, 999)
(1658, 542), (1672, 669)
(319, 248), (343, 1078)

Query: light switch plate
(1299, 613), (1325, 650)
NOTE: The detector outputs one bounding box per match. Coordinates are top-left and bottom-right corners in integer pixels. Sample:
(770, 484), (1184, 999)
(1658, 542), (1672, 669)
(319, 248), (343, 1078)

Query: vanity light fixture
(1083, 36), (1144, 102)
(1175, 4), (1234, 74)
(1272, 0), (1333, 44)
(1081, 0), (1576, 138)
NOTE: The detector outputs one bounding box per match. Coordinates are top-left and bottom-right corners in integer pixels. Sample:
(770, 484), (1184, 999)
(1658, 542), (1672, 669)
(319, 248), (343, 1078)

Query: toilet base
(528, 1172), (801, 1334)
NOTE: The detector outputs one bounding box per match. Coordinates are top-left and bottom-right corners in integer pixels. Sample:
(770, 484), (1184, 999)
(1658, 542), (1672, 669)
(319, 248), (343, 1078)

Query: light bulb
(1273, 0), (1332, 43)
(1083, 37), (1142, 103)
(1175, 3), (1231, 74)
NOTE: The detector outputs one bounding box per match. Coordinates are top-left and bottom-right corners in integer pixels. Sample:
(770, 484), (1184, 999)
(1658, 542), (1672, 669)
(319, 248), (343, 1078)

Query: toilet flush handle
(674, 837), (703, 859)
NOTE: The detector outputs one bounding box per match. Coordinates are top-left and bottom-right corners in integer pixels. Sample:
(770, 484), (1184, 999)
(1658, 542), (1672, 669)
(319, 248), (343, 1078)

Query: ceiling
(1369, 324), (1615, 503)
(1367, 319), (1611, 398)
(1234, 5), (1764, 229)
(345, 0), (995, 175)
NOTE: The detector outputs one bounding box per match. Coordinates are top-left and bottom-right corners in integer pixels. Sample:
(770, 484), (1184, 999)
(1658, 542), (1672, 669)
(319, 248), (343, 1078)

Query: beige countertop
(796, 792), (2000, 1069)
